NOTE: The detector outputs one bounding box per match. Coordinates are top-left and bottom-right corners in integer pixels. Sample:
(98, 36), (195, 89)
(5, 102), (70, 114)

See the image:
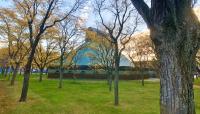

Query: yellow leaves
(85, 28), (110, 45)
(46, 27), (59, 35)
(16, 18), (28, 27)
(0, 7), (27, 36)
(0, 47), (9, 58)
(0, 8), (17, 20)
(85, 29), (96, 41)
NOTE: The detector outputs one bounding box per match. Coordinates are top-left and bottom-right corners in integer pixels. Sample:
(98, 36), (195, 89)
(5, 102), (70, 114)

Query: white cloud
(77, 1), (92, 27)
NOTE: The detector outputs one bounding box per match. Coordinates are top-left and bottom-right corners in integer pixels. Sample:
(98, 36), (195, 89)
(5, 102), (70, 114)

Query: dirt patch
(0, 81), (16, 114)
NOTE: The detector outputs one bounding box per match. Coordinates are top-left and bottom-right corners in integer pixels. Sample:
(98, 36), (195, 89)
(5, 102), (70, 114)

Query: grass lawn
(195, 78), (200, 86)
(0, 75), (200, 114)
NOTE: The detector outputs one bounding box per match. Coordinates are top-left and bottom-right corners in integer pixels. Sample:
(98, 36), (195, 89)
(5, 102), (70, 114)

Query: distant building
(73, 27), (133, 67)
(48, 27), (157, 79)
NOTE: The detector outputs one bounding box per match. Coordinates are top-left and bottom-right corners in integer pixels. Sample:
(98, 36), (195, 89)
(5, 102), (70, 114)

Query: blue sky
(1, 0), (200, 32)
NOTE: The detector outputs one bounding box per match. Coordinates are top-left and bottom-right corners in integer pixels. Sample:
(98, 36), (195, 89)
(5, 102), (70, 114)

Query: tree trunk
(151, 27), (198, 114)
(7, 66), (12, 81)
(31, 68), (33, 75)
(19, 68), (22, 76)
(46, 68), (48, 75)
(58, 53), (64, 88)
(39, 69), (43, 82)
(4, 67), (9, 77)
(114, 43), (120, 106)
(141, 74), (144, 86)
(1, 67), (5, 75)
(10, 63), (20, 86)
(19, 46), (37, 102)
(10, 66), (14, 76)
(114, 66), (119, 105)
(130, 1), (199, 113)
(157, 45), (196, 114)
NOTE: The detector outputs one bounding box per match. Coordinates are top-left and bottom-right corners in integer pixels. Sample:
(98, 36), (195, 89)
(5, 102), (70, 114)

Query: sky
(0, 0), (200, 32)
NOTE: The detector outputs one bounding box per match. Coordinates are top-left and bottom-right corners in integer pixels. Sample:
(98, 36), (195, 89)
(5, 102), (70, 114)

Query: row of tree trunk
(0, 65), (46, 86)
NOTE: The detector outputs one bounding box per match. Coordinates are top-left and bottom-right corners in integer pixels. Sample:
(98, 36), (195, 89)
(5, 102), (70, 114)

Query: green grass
(0, 74), (200, 114)
(194, 78), (200, 86)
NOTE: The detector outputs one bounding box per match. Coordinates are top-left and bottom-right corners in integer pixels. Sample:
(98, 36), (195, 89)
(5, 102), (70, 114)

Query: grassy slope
(0, 75), (200, 114)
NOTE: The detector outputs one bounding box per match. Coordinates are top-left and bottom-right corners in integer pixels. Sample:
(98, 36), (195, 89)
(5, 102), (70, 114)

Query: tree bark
(10, 63), (20, 86)
(155, 42), (196, 114)
(19, 46), (37, 102)
(131, 1), (200, 113)
(150, 21), (199, 114)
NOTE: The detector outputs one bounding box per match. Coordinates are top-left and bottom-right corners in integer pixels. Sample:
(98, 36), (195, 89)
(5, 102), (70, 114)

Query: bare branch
(130, 0), (152, 27)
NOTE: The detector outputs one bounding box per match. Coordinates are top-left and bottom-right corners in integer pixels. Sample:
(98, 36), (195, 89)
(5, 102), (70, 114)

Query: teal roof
(73, 42), (133, 67)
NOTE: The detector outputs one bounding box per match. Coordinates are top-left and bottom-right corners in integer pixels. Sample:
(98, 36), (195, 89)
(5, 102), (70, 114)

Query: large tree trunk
(19, 46), (37, 102)
(10, 63), (20, 86)
(155, 43), (196, 114)
(151, 23), (198, 114)
(130, 1), (199, 113)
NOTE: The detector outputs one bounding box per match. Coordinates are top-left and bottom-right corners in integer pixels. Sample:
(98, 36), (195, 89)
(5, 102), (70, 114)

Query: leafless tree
(90, 38), (115, 92)
(57, 18), (81, 88)
(95, 0), (139, 105)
